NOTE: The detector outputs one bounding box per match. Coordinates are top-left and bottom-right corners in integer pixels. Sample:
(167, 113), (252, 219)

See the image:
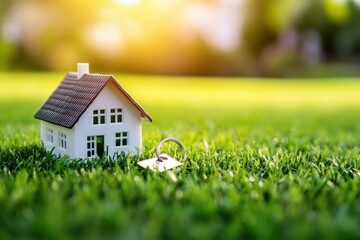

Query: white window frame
(93, 109), (106, 125)
(110, 108), (123, 123)
(115, 132), (128, 147)
(46, 127), (54, 144)
(87, 136), (96, 157)
(58, 132), (67, 150)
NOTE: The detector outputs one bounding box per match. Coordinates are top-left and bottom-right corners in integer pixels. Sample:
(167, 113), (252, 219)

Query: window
(93, 109), (106, 125)
(46, 128), (53, 143)
(110, 108), (123, 123)
(58, 132), (67, 149)
(87, 136), (95, 157)
(115, 132), (128, 147)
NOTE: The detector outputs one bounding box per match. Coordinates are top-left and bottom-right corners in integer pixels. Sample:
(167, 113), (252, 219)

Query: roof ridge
(68, 72), (113, 77)
(81, 73), (112, 77)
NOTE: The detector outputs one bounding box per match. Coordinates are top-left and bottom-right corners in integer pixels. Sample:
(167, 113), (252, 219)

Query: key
(138, 138), (187, 172)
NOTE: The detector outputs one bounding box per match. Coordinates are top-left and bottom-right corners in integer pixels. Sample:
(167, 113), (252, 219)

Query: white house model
(34, 63), (152, 158)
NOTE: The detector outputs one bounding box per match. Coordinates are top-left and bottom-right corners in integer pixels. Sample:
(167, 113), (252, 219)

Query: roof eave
(109, 76), (153, 123)
(141, 114), (153, 122)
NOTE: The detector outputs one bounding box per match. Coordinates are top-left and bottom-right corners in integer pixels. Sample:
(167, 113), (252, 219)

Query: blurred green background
(1, 0), (360, 77)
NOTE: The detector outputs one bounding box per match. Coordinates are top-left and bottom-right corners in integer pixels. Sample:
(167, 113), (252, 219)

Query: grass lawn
(0, 73), (360, 239)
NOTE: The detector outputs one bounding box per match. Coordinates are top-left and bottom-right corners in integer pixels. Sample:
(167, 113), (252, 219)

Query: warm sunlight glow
(113, 0), (141, 7)
(178, 1), (244, 52)
(85, 22), (123, 58)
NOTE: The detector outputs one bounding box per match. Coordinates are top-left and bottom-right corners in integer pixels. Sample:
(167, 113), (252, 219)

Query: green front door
(96, 135), (104, 157)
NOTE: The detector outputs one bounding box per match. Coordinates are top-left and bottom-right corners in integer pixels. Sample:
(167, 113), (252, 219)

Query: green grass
(0, 73), (360, 239)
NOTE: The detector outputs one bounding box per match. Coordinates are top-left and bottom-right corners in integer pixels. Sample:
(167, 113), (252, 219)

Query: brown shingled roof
(34, 72), (152, 128)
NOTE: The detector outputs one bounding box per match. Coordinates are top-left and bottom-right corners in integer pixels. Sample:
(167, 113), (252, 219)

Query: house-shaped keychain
(34, 63), (152, 158)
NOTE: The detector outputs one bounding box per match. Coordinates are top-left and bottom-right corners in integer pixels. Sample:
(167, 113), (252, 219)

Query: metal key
(138, 138), (187, 172)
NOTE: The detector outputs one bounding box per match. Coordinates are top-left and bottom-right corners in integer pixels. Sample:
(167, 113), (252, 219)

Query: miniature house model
(34, 63), (152, 158)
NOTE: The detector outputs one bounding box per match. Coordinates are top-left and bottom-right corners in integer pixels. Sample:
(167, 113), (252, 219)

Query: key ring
(156, 138), (187, 162)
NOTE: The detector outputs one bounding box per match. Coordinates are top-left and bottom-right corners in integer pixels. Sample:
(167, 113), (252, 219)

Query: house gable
(76, 80), (143, 128)
(73, 80), (143, 157)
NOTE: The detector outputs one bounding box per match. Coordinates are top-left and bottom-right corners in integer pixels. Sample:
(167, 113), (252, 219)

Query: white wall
(73, 80), (142, 158)
(40, 121), (75, 157)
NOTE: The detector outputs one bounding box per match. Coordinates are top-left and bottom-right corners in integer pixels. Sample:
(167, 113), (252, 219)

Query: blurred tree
(297, 0), (360, 60)
(241, 0), (313, 76)
(0, 0), (15, 70)
(242, 0), (273, 58)
(242, 0), (360, 76)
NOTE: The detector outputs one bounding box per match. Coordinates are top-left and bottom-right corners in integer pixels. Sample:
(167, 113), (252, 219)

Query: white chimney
(77, 63), (89, 79)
